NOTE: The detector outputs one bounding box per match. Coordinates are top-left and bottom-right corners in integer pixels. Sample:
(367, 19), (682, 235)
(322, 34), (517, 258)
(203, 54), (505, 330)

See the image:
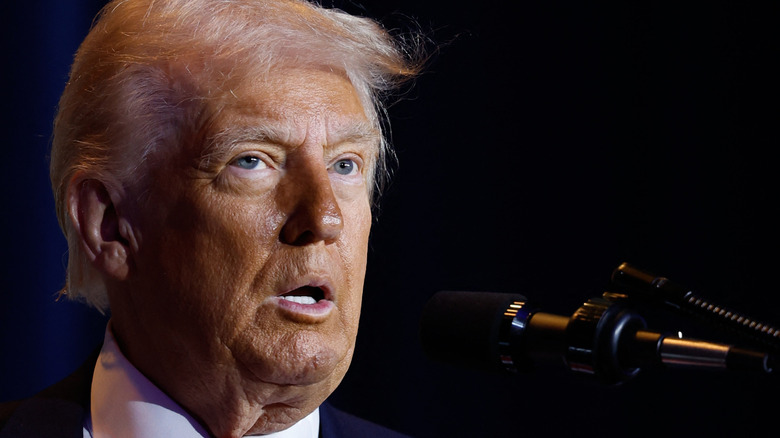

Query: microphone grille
(420, 291), (528, 372)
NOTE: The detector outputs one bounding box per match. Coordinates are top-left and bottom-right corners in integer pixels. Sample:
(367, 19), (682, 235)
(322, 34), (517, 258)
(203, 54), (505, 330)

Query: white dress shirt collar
(85, 323), (320, 438)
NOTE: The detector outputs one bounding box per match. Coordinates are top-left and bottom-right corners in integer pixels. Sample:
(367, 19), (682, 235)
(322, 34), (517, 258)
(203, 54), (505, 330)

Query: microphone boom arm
(421, 263), (777, 385)
(611, 263), (780, 357)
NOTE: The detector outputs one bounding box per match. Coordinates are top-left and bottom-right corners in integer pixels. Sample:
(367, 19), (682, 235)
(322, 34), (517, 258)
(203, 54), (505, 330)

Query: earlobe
(67, 176), (134, 281)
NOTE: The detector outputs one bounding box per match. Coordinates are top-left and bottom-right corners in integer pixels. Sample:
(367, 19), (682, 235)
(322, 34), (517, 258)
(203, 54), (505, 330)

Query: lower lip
(272, 297), (335, 320)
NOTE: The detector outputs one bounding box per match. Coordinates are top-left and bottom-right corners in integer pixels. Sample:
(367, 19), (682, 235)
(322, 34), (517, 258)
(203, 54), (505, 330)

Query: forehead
(207, 67), (377, 148)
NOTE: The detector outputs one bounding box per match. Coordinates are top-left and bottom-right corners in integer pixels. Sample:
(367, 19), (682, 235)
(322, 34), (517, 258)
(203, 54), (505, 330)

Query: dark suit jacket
(0, 351), (409, 438)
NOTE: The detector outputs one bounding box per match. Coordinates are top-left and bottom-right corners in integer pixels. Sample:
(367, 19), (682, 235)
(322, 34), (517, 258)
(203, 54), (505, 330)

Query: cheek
(338, 198), (372, 324)
(344, 195), (372, 246)
(139, 191), (279, 317)
(340, 198), (372, 275)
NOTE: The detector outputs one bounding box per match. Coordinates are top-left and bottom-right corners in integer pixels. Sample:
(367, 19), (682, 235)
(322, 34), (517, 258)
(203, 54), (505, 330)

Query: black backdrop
(2, 1), (779, 437)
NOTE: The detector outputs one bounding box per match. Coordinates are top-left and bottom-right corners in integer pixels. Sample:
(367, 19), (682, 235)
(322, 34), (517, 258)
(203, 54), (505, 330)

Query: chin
(239, 326), (355, 387)
(275, 345), (352, 387)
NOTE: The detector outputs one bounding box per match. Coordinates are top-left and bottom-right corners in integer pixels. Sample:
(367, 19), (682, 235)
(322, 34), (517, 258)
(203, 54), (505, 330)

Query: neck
(107, 318), (323, 437)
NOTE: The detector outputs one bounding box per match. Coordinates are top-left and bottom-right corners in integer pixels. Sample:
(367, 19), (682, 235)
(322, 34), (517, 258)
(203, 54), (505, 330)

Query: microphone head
(420, 291), (528, 373)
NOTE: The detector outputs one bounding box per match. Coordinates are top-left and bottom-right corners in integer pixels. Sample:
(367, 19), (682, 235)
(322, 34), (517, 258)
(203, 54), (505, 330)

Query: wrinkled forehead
(221, 67), (373, 135)
(183, 66), (381, 162)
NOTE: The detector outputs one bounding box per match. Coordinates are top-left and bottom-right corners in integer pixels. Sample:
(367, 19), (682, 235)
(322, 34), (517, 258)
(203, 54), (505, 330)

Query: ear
(67, 176), (136, 281)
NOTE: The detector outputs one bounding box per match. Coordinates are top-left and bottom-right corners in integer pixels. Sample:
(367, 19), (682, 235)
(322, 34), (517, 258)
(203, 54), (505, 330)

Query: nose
(278, 163), (344, 246)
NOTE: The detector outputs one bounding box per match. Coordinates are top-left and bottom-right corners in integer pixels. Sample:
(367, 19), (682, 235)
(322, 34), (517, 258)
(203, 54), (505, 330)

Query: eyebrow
(202, 120), (381, 163)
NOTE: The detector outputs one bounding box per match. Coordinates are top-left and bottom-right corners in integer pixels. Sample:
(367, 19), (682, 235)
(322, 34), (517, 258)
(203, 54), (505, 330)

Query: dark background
(2, 1), (778, 437)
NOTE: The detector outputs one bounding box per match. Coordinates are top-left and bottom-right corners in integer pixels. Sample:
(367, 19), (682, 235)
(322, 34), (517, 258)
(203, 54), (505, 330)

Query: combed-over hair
(50, 0), (423, 311)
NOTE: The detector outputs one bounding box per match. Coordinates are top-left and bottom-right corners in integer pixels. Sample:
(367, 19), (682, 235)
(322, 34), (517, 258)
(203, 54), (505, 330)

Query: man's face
(113, 66), (376, 433)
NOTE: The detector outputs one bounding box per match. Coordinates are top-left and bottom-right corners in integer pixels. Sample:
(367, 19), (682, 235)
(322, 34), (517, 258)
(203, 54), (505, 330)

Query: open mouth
(279, 286), (326, 305)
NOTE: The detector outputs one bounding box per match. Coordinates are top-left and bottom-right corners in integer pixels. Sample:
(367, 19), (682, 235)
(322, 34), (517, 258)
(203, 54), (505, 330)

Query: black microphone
(420, 291), (773, 384)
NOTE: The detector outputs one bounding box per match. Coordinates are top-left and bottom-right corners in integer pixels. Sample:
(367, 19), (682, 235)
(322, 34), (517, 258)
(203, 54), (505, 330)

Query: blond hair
(50, 0), (423, 311)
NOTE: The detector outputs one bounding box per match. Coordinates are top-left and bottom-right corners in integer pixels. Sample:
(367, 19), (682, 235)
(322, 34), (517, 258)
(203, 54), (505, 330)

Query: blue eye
(232, 155), (265, 170)
(333, 159), (357, 175)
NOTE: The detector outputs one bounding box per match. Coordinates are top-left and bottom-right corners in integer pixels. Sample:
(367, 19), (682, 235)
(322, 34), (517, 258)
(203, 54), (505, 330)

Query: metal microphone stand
(552, 263), (778, 384)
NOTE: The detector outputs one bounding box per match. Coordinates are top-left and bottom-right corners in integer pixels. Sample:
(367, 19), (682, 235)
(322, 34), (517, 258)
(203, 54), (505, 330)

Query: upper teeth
(281, 296), (317, 305)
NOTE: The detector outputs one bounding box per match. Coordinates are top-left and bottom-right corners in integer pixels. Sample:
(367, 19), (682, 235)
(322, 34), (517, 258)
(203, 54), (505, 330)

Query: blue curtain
(1, 0), (110, 402)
